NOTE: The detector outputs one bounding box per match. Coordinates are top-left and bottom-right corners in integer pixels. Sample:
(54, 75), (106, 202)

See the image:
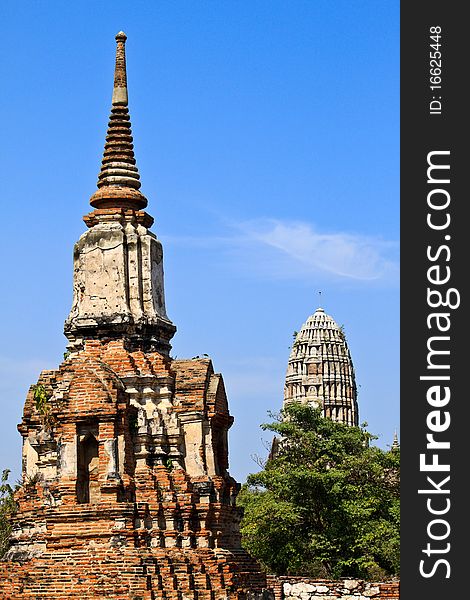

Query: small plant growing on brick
(32, 384), (56, 431)
(22, 471), (42, 490)
(338, 324), (346, 341)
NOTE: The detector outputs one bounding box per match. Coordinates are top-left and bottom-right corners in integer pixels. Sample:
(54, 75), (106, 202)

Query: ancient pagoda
(283, 307), (358, 426)
(0, 33), (267, 599)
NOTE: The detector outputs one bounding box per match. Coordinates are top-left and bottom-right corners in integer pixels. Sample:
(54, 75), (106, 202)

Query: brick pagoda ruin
(0, 32), (267, 600)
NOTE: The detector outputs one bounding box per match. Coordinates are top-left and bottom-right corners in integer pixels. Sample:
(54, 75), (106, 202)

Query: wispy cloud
(165, 218), (399, 284)
(239, 219), (398, 281)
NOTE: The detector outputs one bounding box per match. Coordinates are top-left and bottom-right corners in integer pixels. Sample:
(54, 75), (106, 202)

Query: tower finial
(113, 31), (128, 106)
(89, 32), (148, 211)
(392, 430), (400, 450)
(317, 290), (323, 310)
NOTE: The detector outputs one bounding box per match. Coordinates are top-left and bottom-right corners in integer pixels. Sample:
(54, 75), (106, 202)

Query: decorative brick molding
(0, 339), (269, 598)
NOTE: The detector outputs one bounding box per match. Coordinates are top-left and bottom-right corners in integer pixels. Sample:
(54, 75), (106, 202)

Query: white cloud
(165, 218), (399, 284)
(238, 219), (398, 281)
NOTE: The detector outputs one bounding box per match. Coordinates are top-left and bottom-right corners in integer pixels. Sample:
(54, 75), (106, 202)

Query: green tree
(0, 469), (16, 558)
(238, 404), (399, 580)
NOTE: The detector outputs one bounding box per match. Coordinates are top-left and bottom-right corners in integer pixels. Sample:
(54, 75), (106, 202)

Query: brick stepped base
(0, 547), (267, 599)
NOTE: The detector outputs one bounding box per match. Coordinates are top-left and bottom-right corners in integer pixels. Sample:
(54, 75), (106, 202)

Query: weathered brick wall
(266, 576), (399, 600)
(0, 548), (269, 599)
(0, 338), (269, 599)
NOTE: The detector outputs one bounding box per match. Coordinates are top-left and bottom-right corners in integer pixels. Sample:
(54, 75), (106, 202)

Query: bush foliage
(0, 469), (16, 558)
(238, 404), (400, 580)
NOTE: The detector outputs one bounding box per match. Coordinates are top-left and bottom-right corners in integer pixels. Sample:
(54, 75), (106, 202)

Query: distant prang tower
(0, 33), (267, 599)
(284, 307), (359, 426)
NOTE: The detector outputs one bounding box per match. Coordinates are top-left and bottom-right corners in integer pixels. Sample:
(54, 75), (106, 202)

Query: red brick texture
(0, 340), (267, 599)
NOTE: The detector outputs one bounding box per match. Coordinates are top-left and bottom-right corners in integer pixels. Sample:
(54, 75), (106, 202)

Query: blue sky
(0, 1), (399, 484)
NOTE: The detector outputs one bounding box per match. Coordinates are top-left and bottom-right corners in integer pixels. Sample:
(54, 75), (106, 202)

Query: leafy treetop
(238, 403), (399, 580)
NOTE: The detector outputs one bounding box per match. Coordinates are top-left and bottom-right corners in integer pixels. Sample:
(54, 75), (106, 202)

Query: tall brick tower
(0, 33), (267, 599)
(283, 307), (358, 426)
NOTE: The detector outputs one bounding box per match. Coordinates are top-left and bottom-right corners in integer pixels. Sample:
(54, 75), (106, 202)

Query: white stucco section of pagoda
(284, 307), (359, 427)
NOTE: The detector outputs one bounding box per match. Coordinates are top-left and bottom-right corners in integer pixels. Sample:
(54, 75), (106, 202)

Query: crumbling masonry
(0, 33), (267, 600)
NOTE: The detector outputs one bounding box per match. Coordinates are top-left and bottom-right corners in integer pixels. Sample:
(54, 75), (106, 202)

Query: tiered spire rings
(90, 32), (147, 210)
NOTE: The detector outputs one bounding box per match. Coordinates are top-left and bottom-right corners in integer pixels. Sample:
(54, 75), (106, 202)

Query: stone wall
(266, 576), (399, 600)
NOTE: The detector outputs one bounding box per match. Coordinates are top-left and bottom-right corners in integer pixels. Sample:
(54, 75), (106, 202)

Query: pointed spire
(112, 31), (128, 106)
(392, 430), (400, 450)
(90, 32), (147, 210)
